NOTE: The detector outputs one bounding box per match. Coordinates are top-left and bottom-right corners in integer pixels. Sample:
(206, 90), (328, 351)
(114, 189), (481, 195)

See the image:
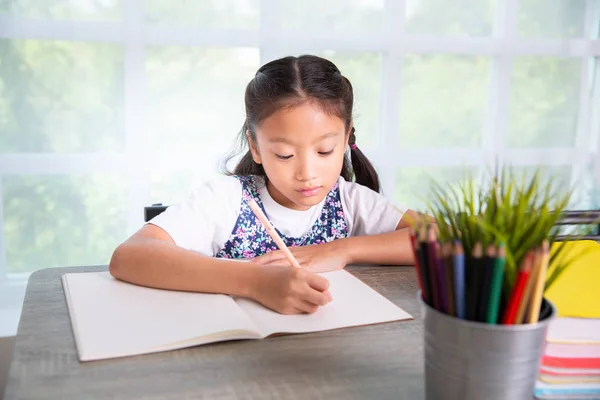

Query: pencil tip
(428, 226), (436, 241)
(497, 245), (506, 257)
(542, 240), (549, 252)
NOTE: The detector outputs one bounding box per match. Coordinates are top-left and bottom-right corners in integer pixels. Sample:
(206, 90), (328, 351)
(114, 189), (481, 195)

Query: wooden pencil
(477, 244), (495, 322)
(467, 243), (483, 321)
(486, 243), (505, 324)
(418, 223), (433, 307)
(526, 241), (550, 323)
(426, 227), (441, 310)
(443, 242), (455, 316)
(502, 252), (533, 325)
(409, 227), (426, 301)
(453, 241), (466, 319)
(248, 199), (301, 269)
(515, 247), (540, 324)
(435, 241), (447, 313)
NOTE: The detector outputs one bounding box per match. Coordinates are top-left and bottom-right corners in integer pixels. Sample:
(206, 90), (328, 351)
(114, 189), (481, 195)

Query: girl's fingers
(264, 259), (293, 267)
(302, 286), (331, 306)
(296, 300), (319, 314)
(305, 272), (330, 292)
(264, 256), (309, 268)
(252, 250), (284, 264)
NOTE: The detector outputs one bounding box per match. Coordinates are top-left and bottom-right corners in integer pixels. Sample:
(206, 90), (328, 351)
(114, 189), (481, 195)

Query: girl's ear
(246, 130), (262, 164)
(345, 124), (353, 147)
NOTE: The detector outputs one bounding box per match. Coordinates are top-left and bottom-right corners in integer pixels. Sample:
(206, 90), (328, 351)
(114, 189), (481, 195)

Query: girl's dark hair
(222, 54), (380, 193)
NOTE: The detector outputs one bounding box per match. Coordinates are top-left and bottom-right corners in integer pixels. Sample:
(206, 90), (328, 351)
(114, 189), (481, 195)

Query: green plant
(422, 166), (591, 296)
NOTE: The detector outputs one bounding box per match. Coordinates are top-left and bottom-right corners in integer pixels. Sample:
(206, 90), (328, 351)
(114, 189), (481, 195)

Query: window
(1, 0), (599, 336)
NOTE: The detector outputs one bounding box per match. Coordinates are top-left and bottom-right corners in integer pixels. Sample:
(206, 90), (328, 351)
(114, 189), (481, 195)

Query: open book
(62, 269), (412, 361)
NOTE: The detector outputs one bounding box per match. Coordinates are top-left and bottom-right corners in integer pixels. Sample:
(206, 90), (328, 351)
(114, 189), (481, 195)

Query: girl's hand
(250, 265), (332, 314)
(251, 242), (348, 273)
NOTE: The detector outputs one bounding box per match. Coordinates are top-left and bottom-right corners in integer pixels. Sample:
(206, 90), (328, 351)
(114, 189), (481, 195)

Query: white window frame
(0, 0), (599, 335)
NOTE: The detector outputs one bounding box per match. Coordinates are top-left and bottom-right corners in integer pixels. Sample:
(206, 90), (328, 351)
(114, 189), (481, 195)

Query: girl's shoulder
(337, 177), (405, 236)
(177, 174), (246, 214)
(148, 175), (245, 254)
(189, 174), (244, 199)
(186, 174), (269, 207)
(336, 176), (385, 200)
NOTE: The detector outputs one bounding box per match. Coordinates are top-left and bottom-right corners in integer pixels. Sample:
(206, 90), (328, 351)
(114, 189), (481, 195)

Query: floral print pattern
(215, 175), (349, 259)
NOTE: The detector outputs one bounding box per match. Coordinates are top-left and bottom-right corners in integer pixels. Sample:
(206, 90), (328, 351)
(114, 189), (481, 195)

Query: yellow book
(546, 241), (600, 318)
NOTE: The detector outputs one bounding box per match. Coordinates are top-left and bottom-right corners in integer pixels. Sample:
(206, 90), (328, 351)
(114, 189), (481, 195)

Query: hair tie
(349, 127), (357, 150)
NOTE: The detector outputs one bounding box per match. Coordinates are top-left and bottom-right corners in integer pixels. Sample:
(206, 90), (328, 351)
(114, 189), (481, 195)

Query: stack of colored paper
(535, 241), (600, 399)
(535, 318), (600, 398)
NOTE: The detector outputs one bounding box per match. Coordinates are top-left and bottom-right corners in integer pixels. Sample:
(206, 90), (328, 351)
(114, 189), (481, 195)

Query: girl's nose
(295, 155), (317, 182)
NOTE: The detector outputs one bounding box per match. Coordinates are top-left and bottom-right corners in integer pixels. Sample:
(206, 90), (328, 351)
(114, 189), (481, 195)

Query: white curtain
(0, 0), (599, 336)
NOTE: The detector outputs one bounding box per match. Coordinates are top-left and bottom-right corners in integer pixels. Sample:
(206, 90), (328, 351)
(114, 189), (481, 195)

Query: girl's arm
(109, 224), (259, 296)
(340, 223), (414, 266)
(341, 209), (422, 265)
(109, 224), (331, 314)
(251, 209), (423, 270)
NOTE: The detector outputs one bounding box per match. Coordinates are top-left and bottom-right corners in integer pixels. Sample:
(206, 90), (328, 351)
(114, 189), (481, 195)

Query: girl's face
(249, 101), (349, 211)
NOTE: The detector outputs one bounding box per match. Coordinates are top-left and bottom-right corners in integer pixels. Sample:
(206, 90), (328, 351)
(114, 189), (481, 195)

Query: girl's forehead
(257, 102), (346, 140)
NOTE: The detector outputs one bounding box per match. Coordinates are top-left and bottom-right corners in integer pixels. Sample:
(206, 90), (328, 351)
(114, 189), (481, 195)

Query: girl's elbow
(108, 243), (130, 279)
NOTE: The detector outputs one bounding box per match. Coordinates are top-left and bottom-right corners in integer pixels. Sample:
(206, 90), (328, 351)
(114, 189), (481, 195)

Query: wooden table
(4, 265), (424, 400)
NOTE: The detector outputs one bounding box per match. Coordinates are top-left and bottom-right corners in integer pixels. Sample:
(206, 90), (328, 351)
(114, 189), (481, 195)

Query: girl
(109, 55), (417, 315)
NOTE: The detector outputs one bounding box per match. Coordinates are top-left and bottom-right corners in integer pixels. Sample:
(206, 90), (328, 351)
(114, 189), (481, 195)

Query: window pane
(576, 162), (600, 210)
(405, 0), (494, 36)
(0, 40), (124, 153)
(508, 57), (580, 148)
(511, 165), (572, 186)
(510, 166), (574, 209)
(517, 0), (587, 39)
(399, 55), (490, 148)
(147, 171), (220, 206)
(396, 166), (481, 210)
(144, 0), (259, 28)
(3, 174), (128, 273)
(319, 51), (381, 148)
(148, 172), (194, 206)
(281, 0), (384, 32)
(0, 0), (122, 21)
(145, 47), (259, 155)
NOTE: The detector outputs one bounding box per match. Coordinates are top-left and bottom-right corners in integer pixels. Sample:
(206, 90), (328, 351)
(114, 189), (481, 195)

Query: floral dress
(215, 175), (349, 259)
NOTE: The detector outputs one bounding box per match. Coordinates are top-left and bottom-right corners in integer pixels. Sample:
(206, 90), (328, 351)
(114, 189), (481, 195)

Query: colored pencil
(418, 224), (433, 307)
(467, 243), (483, 321)
(526, 241), (550, 323)
(477, 244), (495, 322)
(426, 226), (441, 310)
(435, 241), (447, 313)
(502, 253), (533, 325)
(515, 247), (540, 324)
(453, 241), (466, 319)
(443, 242), (455, 317)
(486, 243), (505, 324)
(409, 227), (426, 301)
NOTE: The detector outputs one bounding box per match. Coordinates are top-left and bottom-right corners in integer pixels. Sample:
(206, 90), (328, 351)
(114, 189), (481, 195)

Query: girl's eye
(318, 150), (334, 156)
(275, 154), (293, 160)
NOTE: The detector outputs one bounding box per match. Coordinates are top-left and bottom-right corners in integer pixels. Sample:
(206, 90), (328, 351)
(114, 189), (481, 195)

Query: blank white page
(63, 272), (261, 361)
(546, 318), (600, 344)
(235, 269), (413, 337)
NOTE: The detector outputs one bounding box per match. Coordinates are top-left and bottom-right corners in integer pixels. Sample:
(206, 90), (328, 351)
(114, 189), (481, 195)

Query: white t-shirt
(150, 175), (405, 256)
